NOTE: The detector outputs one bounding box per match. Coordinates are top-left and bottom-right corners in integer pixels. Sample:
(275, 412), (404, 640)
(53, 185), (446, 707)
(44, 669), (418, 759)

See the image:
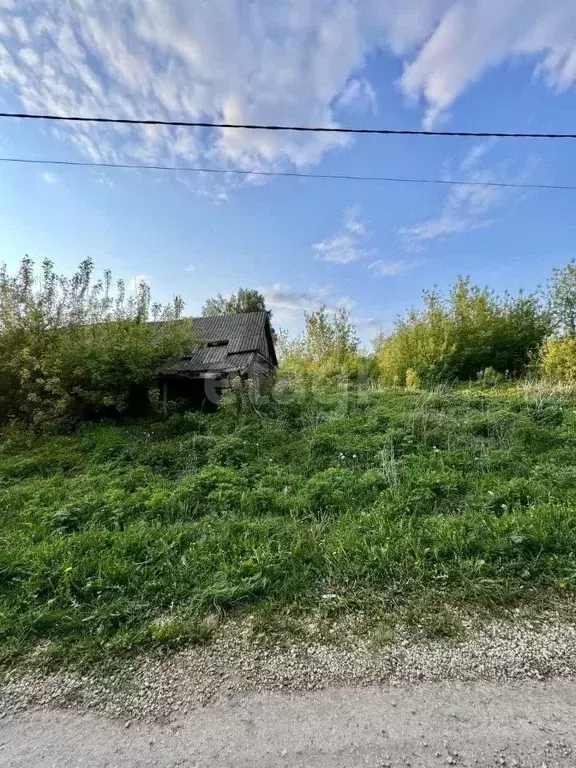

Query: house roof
(161, 311), (277, 376)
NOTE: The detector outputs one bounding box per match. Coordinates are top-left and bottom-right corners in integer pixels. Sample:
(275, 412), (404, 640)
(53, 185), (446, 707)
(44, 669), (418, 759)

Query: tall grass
(2, 383), (576, 666)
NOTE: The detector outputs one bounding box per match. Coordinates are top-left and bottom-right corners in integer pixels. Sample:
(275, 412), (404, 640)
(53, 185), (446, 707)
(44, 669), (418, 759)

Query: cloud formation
(369, 259), (418, 277)
(0, 1), (574, 172)
(263, 283), (355, 316)
(40, 171), (59, 184)
(399, 141), (522, 247)
(401, 1), (576, 128)
(129, 274), (152, 292)
(313, 206), (373, 264)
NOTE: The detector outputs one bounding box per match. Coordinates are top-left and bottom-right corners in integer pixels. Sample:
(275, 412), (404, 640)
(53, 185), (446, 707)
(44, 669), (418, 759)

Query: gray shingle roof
(162, 311), (276, 376)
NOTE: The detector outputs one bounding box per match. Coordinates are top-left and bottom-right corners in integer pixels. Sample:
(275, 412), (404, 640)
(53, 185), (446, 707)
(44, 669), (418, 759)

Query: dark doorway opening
(159, 375), (221, 412)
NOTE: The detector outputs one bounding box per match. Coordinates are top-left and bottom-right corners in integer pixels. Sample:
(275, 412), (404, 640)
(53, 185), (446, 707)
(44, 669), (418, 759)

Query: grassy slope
(2, 383), (576, 668)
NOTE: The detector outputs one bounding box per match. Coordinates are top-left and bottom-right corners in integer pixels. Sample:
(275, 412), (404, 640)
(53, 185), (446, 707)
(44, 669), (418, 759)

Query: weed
(2, 383), (576, 667)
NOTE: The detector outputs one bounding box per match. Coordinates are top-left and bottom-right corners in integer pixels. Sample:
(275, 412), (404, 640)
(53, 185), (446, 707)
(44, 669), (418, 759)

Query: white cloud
(399, 141), (522, 248)
(313, 206), (373, 264)
(184, 264), (196, 272)
(400, 182), (500, 246)
(263, 283), (355, 315)
(369, 259), (418, 277)
(459, 139), (497, 172)
(40, 171), (59, 184)
(337, 77), (377, 113)
(400, 1), (576, 128)
(262, 282), (356, 331)
(264, 282), (384, 344)
(129, 274), (152, 292)
(0, 2), (573, 174)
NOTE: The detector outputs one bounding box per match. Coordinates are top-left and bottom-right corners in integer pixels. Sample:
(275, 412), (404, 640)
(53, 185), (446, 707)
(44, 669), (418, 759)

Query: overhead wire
(0, 155), (574, 192)
(0, 111), (575, 140)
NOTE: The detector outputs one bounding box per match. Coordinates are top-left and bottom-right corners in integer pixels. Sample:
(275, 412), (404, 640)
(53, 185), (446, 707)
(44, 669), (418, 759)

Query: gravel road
(2, 679), (576, 767)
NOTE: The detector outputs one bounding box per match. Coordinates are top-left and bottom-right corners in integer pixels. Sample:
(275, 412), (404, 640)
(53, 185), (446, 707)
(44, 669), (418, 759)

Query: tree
(377, 277), (549, 385)
(548, 260), (576, 337)
(277, 306), (361, 377)
(0, 257), (190, 428)
(202, 288), (269, 318)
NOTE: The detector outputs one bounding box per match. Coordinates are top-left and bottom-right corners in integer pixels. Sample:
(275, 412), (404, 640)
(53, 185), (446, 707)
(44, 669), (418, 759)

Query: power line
(2, 155), (574, 192)
(1, 111), (575, 140)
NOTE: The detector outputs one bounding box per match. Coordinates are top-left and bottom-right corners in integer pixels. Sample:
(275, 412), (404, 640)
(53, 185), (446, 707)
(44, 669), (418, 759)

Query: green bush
(377, 277), (550, 386)
(477, 366), (505, 387)
(0, 257), (189, 429)
(405, 368), (421, 390)
(541, 338), (576, 381)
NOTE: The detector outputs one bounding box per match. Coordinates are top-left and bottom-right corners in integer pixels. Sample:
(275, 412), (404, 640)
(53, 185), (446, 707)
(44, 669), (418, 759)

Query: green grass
(2, 383), (576, 668)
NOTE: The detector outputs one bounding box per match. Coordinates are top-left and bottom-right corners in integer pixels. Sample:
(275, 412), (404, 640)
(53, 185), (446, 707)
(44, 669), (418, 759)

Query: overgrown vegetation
(0, 258), (189, 429)
(3, 382), (576, 667)
(376, 277), (550, 386)
(201, 287), (269, 317)
(3, 257), (576, 669)
(277, 306), (377, 381)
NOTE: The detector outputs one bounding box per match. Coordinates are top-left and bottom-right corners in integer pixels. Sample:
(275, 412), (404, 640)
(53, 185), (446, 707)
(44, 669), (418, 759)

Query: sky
(1, 0), (576, 343)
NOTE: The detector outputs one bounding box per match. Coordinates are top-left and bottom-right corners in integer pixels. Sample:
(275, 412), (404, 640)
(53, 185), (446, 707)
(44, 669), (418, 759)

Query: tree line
(1, 256), (576, 430)
(278, 261), (576, 387)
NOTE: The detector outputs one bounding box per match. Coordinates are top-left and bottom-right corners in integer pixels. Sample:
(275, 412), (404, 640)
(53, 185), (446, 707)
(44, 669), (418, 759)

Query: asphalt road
(2, 679), (576, 767)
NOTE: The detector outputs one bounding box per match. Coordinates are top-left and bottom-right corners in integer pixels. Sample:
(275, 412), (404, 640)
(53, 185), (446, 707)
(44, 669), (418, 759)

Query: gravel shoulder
(3, 610), (576, 765)
(3, 609), (576, 721)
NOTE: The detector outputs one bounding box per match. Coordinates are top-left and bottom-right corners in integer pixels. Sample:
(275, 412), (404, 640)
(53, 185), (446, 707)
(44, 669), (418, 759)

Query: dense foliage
(3, 257), (576, 668)
(277, 306), (375, 380)
(541, 338), (576, 381)
(2, 382), (576, 666)
(377, 278), (550, 386)
(548, 259), (576, 337)
(0, 258), (190, 429)
(201, 288), (269, 317)
(539, 261), (576, 380)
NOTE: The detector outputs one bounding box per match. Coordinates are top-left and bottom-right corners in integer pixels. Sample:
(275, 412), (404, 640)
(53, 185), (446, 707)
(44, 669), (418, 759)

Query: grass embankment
(2, 383), (576, 668)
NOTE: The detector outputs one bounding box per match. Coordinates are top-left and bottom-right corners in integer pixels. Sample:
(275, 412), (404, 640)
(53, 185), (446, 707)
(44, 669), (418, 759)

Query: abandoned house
(159, 311), (278, 408)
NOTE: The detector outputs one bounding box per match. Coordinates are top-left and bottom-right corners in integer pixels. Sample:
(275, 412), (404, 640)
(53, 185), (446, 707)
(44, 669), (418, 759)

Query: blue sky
(1, 0), (576, 342)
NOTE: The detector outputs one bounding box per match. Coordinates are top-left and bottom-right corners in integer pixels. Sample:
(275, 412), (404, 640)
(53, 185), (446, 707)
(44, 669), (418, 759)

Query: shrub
(405, 368), (421, 390)
(477, 366), (504, 387)
(0, 257), (190, 429)
(377, 277), (550, 386)
(541, 338), (576, 382)
(277, 306), (364, 379)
